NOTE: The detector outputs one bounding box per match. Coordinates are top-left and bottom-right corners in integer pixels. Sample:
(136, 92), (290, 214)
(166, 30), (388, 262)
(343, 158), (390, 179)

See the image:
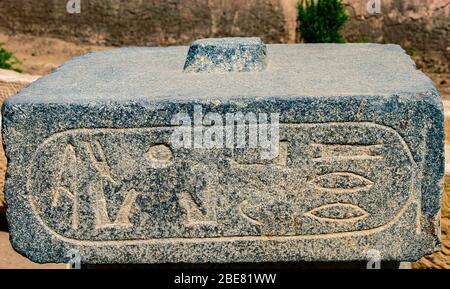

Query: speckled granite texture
(1, 39), (444, 264)
(183, 37), (267, 72)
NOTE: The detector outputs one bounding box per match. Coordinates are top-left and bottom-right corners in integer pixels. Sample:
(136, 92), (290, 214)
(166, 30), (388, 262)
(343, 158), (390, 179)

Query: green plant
(405, 46), (419, 58)
(357, 34), (369, 43)
(0, 43), (22, 72)
(297, 0), (349, 43)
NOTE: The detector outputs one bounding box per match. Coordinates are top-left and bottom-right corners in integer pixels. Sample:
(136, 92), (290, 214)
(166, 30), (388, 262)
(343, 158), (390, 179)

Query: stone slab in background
(0, 69), (39, 213)
(2, 41), (443, 264)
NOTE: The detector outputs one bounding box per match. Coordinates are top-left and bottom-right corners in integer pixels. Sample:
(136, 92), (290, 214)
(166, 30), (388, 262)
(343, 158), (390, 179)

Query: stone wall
(341, 0), (450, 73)
(1, 1), (448, 73)
(0, 0), (291, 45)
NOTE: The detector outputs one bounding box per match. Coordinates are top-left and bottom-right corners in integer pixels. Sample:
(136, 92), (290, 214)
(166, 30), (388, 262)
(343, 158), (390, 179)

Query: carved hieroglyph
(28, 122), (419, 242)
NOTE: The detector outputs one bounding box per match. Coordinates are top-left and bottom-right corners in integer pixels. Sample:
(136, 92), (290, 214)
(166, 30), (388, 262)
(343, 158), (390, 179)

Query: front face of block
(30, 123), (415, 240)
(2, 41), (444, 264)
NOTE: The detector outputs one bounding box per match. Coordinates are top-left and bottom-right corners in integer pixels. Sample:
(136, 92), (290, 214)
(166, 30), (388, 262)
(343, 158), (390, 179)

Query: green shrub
(0, 43), (22, 72)
(297, 0), (349, 43)
(405, 47), (419, 58)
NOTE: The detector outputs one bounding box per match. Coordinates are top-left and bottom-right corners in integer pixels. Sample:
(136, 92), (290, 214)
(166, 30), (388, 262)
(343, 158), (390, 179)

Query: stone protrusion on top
(183, 37), (267, 73)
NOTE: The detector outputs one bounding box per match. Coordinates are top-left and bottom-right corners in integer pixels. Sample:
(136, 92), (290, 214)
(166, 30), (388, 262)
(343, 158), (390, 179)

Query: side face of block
(2, 44), (444, 264)
(183, 37), (267, 73)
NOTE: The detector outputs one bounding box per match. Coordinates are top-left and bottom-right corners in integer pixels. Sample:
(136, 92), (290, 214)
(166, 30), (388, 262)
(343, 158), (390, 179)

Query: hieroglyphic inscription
(83, 141), (117, 184)
(50, 140), (139, 230)
(29, 122), (418, 241)
(89, 181), (138, 229)
(84, 141), (138, 228)
(304, 203), (369, 222)
(51, 144), (79, 229)
(309, 172), (374, 193)
(312, 143), (383, 161)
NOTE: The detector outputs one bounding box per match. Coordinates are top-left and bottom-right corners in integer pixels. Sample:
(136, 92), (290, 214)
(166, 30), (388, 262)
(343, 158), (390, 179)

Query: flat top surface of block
(9, 44), (435, 104)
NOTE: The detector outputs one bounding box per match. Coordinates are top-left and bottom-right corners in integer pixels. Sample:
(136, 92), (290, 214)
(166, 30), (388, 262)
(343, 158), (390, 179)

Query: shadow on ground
(0, 213), (7, 232)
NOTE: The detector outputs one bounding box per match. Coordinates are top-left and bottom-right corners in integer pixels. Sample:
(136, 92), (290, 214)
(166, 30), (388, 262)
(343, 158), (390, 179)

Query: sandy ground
(0, 32), (448, 269)
(0, 33), (109, 75)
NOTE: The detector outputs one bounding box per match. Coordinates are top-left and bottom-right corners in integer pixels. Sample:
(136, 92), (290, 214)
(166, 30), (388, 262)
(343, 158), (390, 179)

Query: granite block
(1, 38), (444, 264)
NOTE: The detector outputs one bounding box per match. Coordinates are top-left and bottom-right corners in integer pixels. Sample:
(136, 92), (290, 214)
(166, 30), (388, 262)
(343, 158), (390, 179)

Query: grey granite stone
(183, 37), (267, 73)
(1, 39), (444, 264)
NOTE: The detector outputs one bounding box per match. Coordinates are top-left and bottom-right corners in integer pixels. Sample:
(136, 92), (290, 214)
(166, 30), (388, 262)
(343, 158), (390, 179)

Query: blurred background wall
(0, 0), (448, 72)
